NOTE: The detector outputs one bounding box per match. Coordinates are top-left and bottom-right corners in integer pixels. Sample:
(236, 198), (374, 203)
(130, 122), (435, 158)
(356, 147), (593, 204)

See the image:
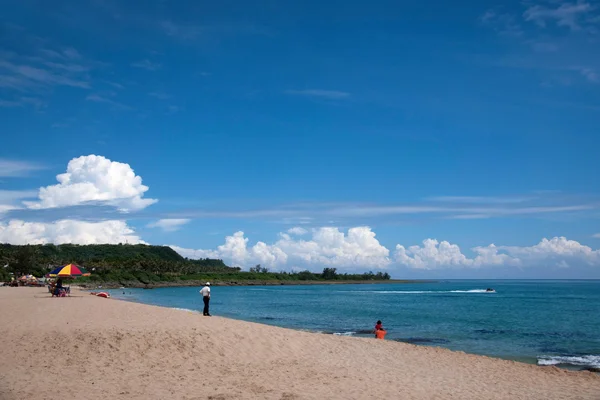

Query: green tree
(249, 264), (261, 273)
(321, 267), (338, 280)
(297, 270), (316, 280)
(0, 264), (10, 281)
(10, 246), (38, 276)
(249, 264), (269, 273)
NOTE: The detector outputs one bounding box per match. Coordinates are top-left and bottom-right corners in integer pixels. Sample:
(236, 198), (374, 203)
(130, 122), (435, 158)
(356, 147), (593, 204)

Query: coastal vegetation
(0, 243), (232, 279)
(0, 244), (392, 286)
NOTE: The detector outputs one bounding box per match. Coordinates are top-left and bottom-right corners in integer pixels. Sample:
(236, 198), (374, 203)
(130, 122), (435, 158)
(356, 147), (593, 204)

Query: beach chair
(50, 286), (70, 297)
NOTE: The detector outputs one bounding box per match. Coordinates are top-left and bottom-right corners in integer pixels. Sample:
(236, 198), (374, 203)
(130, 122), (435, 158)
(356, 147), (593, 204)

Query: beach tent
(47, 264), (91, 278)
(17, 275), (38, 287)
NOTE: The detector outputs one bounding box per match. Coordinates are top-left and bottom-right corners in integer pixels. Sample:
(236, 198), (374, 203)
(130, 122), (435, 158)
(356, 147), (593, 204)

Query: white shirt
(200, 286), (210, 297)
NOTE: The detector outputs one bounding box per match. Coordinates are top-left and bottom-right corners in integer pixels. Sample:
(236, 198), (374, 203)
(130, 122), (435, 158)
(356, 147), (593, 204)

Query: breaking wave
(173, 307), (200, 314)
(537, 355), (600, 368)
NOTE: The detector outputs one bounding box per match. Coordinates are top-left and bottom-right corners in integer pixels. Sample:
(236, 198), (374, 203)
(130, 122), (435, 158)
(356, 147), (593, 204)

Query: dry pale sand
(1, 288), (599, 400)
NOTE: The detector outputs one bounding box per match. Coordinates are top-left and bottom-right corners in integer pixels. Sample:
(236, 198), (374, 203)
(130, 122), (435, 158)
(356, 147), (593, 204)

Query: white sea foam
(333, 332), (356, 336)
(537, 355), (600, 368)
(173, 307), (199, 314)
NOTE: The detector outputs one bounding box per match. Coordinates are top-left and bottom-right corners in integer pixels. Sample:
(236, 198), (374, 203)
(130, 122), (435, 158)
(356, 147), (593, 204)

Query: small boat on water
(485, 288), (495, 293)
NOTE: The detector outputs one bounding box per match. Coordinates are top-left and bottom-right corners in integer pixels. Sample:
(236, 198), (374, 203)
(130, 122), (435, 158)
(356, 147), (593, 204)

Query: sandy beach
(1, 287), (599, 400)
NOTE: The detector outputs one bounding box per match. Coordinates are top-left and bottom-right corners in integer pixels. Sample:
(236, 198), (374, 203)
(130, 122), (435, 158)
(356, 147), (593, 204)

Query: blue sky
(1, 0), (599, 278)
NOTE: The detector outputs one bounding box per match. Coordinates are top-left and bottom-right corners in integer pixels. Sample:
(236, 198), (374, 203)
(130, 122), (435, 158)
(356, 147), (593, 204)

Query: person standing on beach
(200, 282), (211, 316)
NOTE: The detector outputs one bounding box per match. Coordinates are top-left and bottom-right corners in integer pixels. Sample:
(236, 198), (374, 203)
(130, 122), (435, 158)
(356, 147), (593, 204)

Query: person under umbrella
(53, 278), (64, 297)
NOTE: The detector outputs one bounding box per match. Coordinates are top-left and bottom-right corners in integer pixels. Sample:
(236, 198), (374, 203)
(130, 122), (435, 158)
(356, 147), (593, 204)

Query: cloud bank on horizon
(0, 219), (144, 246)
(171, 229), (600, 271)
(0, 154), (599, 277)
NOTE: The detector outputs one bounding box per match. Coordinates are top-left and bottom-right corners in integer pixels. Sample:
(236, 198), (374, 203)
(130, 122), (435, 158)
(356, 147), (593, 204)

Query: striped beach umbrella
(47, 264), (91, 278)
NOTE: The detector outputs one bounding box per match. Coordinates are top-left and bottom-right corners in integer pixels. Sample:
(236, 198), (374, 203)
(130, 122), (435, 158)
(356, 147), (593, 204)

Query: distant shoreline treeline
(0, 244), (392, 285)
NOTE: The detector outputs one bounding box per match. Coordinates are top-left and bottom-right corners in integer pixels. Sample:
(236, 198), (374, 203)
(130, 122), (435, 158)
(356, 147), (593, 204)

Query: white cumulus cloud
(471, 244), (520, 267)
(276, 227), (390, 269)
(494, 237), (600, 267)
(24, 155), (157, 212)
(147, 218), (190, 232)
(0, 219), (144, 245)
(171, 231), (287, 267)
(394, 237), (599, 269)
(172, 226), (390, 270)
(395, 239), (474, 270)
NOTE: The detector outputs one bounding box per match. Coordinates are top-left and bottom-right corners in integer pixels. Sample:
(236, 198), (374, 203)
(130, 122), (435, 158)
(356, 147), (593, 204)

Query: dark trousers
(203, 296), (210, 315)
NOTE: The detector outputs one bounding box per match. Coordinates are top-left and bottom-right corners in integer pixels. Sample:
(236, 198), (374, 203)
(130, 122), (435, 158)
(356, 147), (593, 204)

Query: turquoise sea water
(105, 280), (600, 370)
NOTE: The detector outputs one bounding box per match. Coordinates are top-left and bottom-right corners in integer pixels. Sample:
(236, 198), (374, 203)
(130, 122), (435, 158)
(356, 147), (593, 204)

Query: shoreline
(93, 286), (600, 374)
(107, 293), (600, 374)
(2, 287), (599, 399)
(77, 279), (432, 289)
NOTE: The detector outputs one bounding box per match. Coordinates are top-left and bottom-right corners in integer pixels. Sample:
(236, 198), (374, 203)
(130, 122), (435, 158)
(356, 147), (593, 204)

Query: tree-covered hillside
(0, 243), (235, 280)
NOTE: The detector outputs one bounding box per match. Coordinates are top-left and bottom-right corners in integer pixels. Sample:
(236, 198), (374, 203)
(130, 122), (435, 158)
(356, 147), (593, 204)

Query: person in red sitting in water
(374, 320), (386, 339)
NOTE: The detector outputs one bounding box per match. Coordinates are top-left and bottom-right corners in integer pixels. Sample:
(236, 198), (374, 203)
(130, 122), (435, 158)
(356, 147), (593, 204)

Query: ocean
(104, 280), (600, 370)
